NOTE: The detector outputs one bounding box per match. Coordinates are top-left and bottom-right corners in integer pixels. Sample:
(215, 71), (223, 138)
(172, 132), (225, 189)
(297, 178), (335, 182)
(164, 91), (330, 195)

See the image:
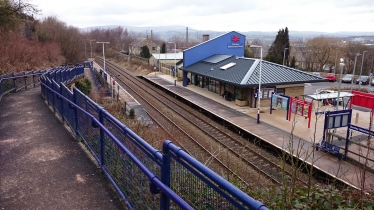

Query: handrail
(39, 79), (192, 209)
(163, 140), (268, 210)
(1, 63), (267, 209)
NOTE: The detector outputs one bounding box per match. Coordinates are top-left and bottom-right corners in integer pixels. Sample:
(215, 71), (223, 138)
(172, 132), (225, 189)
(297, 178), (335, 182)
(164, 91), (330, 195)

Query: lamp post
(90, 39), (96, 60)
(351, 53), (361, 92)
(283, 48), (288, 66)
(97, 41), (109, 71)
(250, 45), (263, 124)
(359, 51), (367, 89)
(336, 58), (345, 111)
(333, 48), (338, 75)
(97, 41), (110, 93)
(168, 42), (176, 78)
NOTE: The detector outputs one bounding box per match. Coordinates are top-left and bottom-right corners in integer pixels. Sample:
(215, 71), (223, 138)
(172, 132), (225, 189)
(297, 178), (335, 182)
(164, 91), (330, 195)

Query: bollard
(355, 113), (359, 123)
(174, 80), (176, 86)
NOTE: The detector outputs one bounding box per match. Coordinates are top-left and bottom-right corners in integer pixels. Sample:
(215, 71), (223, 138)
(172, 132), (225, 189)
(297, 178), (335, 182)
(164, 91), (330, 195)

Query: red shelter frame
(289, 97), (313, 128)
(350, 90), (374, 115)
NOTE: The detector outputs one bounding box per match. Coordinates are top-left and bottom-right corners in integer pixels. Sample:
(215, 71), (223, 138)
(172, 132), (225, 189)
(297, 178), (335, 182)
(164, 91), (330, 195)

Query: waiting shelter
(303, 92), (354, 109)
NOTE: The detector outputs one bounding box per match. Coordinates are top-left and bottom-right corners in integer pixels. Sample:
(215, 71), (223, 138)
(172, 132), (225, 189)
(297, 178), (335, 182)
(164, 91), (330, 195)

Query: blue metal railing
(0, 70), (46, 101)
(86, 61), (110, 95)
(40, 72), (192, 209)
(2, 62), (267, 209)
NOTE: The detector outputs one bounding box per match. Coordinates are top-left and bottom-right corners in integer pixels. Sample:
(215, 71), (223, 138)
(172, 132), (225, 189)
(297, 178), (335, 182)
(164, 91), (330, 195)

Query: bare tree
(306, 37), (339, 72)
(0, 0), (39, 32)
(36, 16), (84, 63)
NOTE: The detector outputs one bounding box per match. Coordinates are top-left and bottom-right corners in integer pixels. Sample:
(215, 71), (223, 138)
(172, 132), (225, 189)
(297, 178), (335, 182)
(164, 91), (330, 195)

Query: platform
(144, 73), (374, 190)
(90, 63), (153, 125)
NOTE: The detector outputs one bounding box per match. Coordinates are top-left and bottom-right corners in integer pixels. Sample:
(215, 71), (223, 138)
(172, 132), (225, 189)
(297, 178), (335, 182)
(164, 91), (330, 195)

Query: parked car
(341, 74), (353, 83)
(325, 73), (336, 82)
(371, 78), (374, 86)
(355, 76), (369, 85)
(311, 72), (321, 77)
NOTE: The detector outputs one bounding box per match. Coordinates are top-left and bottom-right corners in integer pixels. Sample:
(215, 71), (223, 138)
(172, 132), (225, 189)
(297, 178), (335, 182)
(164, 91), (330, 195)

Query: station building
(180, 31), (327, 108)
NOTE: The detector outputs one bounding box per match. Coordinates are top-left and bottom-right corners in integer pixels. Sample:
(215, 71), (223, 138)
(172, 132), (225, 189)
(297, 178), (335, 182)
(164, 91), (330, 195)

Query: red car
(325, 73), (336, 82)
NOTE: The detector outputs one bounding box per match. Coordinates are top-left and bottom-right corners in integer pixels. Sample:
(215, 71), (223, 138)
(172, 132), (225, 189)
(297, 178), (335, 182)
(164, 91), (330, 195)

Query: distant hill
(82, 25), (374, 41)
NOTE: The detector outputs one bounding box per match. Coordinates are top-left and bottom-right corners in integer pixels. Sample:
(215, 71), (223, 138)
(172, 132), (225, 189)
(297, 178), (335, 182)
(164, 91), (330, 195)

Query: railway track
(94, 57), (310, 187)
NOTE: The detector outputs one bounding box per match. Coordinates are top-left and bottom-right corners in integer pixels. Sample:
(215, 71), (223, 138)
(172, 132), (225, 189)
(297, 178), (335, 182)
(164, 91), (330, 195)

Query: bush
(75, 78), (92, 95)
(129, 108), (135, 119)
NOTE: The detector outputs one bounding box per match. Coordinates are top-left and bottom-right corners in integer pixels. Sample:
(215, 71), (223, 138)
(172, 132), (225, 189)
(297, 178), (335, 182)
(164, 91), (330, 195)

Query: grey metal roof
(181, 54), (328, 87)
(247, 60), (328, 86)
(203, 54), (232, 63)
(182, 54), (254, 85)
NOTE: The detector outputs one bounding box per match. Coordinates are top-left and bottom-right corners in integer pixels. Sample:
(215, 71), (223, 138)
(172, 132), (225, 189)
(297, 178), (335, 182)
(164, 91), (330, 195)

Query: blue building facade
(182, 31), (245, 86)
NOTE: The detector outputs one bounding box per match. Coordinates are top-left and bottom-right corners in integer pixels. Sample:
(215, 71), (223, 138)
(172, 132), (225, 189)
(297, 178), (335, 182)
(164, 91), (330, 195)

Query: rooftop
(181, 54), (328, 87)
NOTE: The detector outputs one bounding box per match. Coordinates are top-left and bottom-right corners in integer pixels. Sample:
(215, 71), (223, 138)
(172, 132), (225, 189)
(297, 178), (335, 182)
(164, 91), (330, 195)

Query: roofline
(240, 79), (329, 88)
(240, 58), (258, 84)
(179, 68), (330, 87)
(183, 31), (246, 52)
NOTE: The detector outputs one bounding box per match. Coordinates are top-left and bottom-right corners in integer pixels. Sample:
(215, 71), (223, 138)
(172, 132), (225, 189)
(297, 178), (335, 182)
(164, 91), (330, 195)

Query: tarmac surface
(0, 87), (125, 209)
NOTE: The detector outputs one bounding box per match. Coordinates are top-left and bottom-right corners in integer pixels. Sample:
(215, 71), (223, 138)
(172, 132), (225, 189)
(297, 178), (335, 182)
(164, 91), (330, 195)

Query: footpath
(0, 87), (125, 209)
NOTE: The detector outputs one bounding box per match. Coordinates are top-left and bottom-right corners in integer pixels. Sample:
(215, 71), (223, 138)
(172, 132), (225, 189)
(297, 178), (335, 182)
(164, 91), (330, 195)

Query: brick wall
(285, 86), (304, 98)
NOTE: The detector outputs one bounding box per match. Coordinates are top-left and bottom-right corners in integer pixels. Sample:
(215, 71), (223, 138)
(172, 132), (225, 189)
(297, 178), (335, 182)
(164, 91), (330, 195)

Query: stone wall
(285, 86), (304, 98)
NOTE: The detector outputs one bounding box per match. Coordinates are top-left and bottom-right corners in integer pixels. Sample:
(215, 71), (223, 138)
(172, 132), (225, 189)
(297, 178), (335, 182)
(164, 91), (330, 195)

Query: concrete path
(0, 87), (125, 209)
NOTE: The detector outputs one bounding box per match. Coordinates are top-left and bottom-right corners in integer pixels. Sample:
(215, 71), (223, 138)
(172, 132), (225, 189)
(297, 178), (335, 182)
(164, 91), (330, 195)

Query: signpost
(289, 97), (313, 128)
(270, 93), (290, 120)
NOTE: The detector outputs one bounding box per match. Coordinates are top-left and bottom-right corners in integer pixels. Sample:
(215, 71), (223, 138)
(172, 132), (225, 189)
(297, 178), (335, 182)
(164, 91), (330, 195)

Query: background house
(128, 38), (160, 56)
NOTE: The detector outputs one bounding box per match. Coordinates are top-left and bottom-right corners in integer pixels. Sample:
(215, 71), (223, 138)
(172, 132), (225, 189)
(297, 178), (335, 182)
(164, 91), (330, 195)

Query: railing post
(99, 109), (105, 166)
(73, 91), (79, 135)
(0, 78), (3, 98)
(24, 72), (27, 89)
(33, 71), (36, 87)
(60, 84), (64, 123)
(52, 81), (56, 113)
(12, 73), (16, 90)
(161, 140), (172, 209)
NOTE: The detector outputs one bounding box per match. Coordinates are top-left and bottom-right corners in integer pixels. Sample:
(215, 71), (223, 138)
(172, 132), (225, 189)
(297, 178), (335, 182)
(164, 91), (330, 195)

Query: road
(304, 81), (374, 112)
(304, 81), (374, 95)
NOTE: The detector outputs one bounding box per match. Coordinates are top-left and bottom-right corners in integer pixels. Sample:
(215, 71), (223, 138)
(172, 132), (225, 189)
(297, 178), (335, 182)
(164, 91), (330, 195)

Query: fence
(0, 70), (46, 101)
(8, 63), (268, 209)
(86, 61), (111, 96)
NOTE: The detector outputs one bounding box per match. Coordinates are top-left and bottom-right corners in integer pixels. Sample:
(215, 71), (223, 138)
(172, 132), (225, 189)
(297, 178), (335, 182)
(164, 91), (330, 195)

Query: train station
(180, 31), (328, 107)
(91, 30), (374, 192)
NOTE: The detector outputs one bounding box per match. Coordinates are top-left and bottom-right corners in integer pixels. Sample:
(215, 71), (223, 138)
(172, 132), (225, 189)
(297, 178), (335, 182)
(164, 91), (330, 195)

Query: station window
(276, 88), (285, 95)
(259, 88), (275, 99)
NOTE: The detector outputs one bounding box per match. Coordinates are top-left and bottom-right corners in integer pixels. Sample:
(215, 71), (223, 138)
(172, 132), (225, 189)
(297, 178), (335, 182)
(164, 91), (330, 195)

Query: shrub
(75, 78), (92, 95)
(129, 108), (135, 119)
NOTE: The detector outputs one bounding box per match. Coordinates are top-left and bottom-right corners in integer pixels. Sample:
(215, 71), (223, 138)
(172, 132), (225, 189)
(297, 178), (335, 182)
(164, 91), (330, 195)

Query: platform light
(249, 45), (263, 124)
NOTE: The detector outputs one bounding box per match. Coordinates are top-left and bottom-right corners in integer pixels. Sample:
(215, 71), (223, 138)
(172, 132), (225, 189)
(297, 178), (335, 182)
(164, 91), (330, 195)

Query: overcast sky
(30, 0), (374, 33)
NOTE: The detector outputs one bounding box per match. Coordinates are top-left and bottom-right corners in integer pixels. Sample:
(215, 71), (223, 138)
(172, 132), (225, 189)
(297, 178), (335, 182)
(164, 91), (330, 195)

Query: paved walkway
(0, 87), (125, 209)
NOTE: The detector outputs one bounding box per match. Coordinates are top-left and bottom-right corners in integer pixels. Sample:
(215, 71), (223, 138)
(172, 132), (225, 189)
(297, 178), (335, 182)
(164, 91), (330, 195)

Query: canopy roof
(304, 92), (354, 100)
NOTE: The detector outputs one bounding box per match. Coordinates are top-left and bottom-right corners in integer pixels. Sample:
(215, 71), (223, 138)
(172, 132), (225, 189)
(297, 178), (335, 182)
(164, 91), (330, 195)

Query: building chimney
(186, 27), (188, 47)
(203, 34), (209, 42)
(151, 30), (153, 40)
